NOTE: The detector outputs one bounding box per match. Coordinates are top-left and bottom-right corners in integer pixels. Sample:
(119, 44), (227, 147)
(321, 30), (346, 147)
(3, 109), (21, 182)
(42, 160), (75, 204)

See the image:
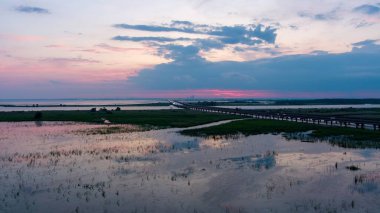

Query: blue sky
(0, 0), (380, 98)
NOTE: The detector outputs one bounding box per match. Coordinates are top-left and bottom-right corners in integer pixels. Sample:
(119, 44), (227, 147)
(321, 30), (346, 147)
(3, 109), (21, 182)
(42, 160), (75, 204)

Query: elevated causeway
(169, 100), (380, 131)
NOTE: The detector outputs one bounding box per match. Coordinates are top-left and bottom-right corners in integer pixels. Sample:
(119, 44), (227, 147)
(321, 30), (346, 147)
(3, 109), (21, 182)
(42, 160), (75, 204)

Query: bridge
(169, 100), (380, 131)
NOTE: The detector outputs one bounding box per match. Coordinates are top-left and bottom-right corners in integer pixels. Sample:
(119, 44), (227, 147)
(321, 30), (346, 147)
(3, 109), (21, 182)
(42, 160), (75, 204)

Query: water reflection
(34, 120), (43, 127)
(0, 122), (379, 212)
(170, 139), (200, 151)
(221, 151), (277, 170)
(285, 132), (380, 149)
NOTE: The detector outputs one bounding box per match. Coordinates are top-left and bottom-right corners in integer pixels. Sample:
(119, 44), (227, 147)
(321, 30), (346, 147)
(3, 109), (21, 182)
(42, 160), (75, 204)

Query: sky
(0, 0), (380, 99)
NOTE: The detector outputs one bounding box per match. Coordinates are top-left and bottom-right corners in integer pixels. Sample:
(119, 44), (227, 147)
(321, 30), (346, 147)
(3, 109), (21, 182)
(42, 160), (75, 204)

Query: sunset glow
(1, 1), (380, 98)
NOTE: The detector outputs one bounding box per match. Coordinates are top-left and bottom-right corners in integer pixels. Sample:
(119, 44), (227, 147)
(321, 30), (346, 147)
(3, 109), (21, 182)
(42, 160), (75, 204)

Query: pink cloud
(194, 89), (274, 98)
(43, 43), (155, 55)
(45, 44), (104, 54)
(44, 44), (70, 49)
(75, 48), (103, 54)
(124, 89), (380, 99)
(40, 57), (100, 66)
(95, 43), (155, 53)
(0, 59), (137, 85)
(128, 89), (276, 98)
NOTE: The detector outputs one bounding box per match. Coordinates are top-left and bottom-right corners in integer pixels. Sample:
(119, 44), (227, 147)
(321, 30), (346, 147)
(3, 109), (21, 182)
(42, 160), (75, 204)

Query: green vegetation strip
(181, 119), (380, 148)
(258, 108), (380, 120)
(0, 110), (240, 128)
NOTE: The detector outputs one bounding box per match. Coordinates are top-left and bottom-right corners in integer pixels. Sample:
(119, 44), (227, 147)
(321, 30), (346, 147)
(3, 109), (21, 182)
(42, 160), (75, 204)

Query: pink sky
(1, 1), (380, 99)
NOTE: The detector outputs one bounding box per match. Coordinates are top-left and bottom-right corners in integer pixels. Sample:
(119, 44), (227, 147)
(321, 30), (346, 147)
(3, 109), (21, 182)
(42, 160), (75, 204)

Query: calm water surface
(0, 99), (174, 112)
(2, 99), (380, 112)
(0, 106), (178, 112)
(0, 99), (161, 106)
(0, 122), (379, 212)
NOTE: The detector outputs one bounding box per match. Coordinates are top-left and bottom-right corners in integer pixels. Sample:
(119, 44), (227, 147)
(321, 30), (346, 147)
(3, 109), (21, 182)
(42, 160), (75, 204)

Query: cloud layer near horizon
(1, 0), (380, 98)
(126, 40), (380, 94)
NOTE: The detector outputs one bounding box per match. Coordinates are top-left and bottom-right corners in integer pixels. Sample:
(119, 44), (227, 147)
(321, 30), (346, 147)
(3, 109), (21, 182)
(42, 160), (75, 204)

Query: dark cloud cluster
(114, 21), (198, 34)
(351, 4), (380, 28)
(15, 6), (49, 14)
(157, 45), (204, 62)
(127, 40), (380, 93)
(113, 20), (380, 95)
(113, 21), (277, 45)
(352, 39), (380, 53)
(113, 20), (277, 61)
(353, 4), (380, 15)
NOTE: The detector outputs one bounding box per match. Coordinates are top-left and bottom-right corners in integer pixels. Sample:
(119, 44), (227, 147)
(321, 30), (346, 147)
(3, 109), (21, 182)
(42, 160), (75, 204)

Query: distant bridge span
(169, 100), (380, 131)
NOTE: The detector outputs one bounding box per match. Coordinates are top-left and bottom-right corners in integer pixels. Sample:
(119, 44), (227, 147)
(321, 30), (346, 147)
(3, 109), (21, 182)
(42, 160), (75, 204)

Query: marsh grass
(75, 125), (145, 135)
(181, 119), (380, 148)
(0, 110), (241, 128)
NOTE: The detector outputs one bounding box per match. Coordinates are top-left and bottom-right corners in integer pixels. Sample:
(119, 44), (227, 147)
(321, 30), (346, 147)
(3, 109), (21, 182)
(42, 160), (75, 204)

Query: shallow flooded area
(1, 122), (380, 213)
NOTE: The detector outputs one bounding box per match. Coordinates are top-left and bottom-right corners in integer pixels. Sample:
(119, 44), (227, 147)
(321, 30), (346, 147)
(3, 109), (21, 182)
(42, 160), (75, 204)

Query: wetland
(0, 109), (380, 212)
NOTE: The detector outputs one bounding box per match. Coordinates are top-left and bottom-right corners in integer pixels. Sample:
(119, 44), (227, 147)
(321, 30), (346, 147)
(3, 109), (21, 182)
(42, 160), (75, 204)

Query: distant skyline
(1, 0), (380, 99)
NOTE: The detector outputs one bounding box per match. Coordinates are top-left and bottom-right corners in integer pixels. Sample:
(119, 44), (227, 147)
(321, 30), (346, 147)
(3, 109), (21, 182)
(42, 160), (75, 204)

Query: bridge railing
(171, 101), (380, 129)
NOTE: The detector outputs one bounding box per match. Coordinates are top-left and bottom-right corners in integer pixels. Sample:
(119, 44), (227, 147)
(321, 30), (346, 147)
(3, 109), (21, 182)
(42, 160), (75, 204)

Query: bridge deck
(170, 101), (380, 131)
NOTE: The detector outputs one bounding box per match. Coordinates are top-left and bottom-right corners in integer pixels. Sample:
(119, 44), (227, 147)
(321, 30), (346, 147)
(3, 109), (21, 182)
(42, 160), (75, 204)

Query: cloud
(15, 6), (49, 14)
(298, 9), (339, 21)
(352, 39), (380, 53)
(352, 39), (378, 47)
(233, 46), (280, 56)
(40, 57), (100, 66)
(353, 20), (375, 28)
(113, 21), (277, 61)
(156, 45), (203, 62)
(194, 39), (225, 51)
(113, 21), (277, 45)
(95, 43), (144, 52)
(113, 23), (197, 34)
(112, 36), (191, 42)
(209, 24), (276, 44)
(353, 4), (380, 15)
(126, 40), (380, 94)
